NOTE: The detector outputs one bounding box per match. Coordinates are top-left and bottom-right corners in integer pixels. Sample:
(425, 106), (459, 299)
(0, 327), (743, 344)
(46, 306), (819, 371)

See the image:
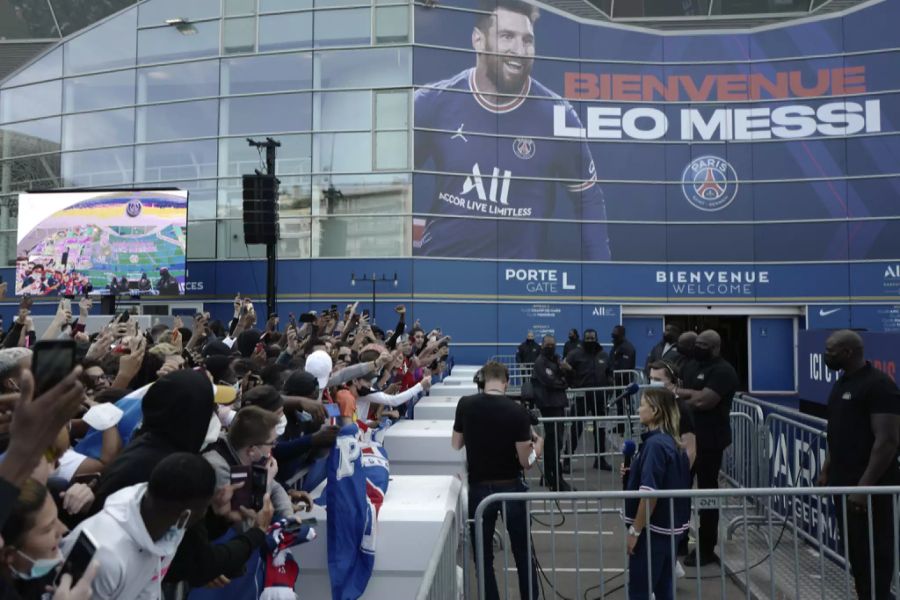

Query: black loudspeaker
(243, 174), (279, 245)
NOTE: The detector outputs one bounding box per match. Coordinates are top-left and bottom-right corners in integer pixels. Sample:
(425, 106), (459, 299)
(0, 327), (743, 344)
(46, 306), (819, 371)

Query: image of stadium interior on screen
(15, 190), (188, 297)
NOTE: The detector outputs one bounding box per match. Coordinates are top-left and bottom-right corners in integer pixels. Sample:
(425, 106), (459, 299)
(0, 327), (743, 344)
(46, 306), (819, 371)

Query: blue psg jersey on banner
(414, 68), (610, 260)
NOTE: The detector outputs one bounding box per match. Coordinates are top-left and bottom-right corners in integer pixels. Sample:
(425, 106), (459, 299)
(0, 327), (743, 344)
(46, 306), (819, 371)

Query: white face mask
(648, 380), (666, 388)
(275, 414), (287, 436)
(203, 413), (222, 449)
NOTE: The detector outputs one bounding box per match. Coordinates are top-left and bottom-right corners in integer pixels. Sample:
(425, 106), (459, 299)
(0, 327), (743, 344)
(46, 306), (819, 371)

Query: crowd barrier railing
(415, 511), (459, 600)
(473, 486), (900, 600)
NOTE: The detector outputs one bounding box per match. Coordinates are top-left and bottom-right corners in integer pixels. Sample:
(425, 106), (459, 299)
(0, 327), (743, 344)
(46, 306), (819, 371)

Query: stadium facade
(1, 0), (899, 399)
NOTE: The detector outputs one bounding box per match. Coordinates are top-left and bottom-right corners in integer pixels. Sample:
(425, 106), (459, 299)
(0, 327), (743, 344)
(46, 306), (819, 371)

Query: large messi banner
(412, 0), (900, 271)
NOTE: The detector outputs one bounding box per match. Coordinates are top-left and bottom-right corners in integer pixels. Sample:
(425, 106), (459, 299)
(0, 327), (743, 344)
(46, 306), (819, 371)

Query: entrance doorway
(665, 315), (749, 391)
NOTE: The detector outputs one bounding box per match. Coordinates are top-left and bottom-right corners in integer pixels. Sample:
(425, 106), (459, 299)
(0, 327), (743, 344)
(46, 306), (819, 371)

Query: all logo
(681, 156), (738, 212)
(512, 137), (535, 160)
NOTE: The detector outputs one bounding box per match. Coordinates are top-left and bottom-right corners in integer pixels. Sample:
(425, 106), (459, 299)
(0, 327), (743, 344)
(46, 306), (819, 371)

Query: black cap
(204, 355), (233, 382)
(283, 370), (319, 398)
(203, 340), (232, 357)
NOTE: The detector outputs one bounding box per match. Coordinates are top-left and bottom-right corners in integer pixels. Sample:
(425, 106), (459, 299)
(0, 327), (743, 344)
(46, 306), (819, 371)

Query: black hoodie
(90, 370), (215, 513)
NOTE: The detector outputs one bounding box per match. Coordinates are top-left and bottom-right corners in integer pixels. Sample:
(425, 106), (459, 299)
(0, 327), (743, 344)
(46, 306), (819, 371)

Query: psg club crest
(125, 199), (143, 218)
(512, 137), (535, 160)
(681, 156), (738, 212)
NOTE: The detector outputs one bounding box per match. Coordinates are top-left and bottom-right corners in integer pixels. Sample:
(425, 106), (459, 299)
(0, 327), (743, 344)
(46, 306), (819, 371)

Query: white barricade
(414, 395), (462, 421)
(430, 385), (478, 399)
(449, 365), (480, 378)
(381, 419), (465, 477)
(294, 475), (462, 599)
(438, 376), (474, 386)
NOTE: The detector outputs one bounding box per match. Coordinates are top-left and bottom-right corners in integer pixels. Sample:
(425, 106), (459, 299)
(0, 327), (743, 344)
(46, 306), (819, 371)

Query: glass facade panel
(314, 132), (371, 173)
(0, 80), (61, 124)
(258, 13), (312, 52)
(317, 0), (370, 8)
(136, 100), (218, 143)
(64, 70), (136, 113)
(2, 48), (62, 88)
(314, 216), (404, 257)
(314, 9), (371, 48)
(223, 17), (256, 54)
(169, 178), (217, 221)
(278, 218), (312, 258)
(135, 140), (217, 182)
(219, 135), (312, 178)
(218, 219), (266, 258)
(62, 108), (135, 151)
(313, 173), (409, 214)
(137, 20), (219, 65)
(138, 0), (220, 27)
(49, 0), (137, 36)
(260, 0), (312, 11)
(375, 90), (408, 129)
(220, 94), (312, 135)
(314, 91), (371, 131)
(0, 195), (17, 231)
(374, 131), (407, 170)
(0, 153), (61, 192)
(61, 148), (132, 187)
(0, 118), (61, 159)
(64, 8), (136, 76)
(225, 0), (257, 16)
(186, 220), (216, 259)
(221, 53), (313, 95)
(137, 61), (219, 103)
(375, 6), (409, 44)
(315, 47), (410, 89)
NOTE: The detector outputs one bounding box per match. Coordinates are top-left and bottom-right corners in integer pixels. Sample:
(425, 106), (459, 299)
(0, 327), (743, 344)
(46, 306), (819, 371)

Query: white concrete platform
(380, 419), (465, 477)
(294, 475), (461, 599)
(414, 395), (462, 421)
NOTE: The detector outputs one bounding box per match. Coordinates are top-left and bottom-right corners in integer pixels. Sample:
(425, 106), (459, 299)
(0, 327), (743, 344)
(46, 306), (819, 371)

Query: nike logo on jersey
(451, 124), (467, 142)
(818, 308), (841, 317)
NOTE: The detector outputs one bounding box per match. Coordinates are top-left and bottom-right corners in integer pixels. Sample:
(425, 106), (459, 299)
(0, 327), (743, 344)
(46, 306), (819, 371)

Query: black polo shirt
(826, 362), (900, 487)
(453, 392), (532, 484)
(685, 356), (738, 452)
(677, 398), (695, 437)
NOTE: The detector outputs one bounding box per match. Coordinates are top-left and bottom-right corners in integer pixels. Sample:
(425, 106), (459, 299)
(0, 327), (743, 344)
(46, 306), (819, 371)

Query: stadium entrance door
(666, 315), (749, 390)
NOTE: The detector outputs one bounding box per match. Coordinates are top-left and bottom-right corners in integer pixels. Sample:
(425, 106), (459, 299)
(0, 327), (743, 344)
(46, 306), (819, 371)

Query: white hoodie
(61, 483), (185, 600)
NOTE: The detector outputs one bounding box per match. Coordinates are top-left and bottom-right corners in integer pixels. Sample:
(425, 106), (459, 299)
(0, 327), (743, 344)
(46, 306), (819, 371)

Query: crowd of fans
(0, 295), (451, 600)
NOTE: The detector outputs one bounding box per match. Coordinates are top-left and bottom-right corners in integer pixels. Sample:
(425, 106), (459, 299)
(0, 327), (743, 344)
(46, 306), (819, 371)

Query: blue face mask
(11, 549), (62, 580)
(160, 510), (192, 546)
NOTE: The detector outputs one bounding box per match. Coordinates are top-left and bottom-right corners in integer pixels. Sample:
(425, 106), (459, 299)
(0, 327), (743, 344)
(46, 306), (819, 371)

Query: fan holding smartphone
(203, 406), (292, 521)
(59, 453), (218, 599)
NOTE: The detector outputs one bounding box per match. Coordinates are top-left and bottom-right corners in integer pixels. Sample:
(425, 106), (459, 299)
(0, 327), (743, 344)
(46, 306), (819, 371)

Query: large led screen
(16, 190), (188, 296)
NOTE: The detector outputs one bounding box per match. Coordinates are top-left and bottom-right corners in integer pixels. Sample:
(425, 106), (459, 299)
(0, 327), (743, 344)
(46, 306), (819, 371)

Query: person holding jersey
(623, 387), (691, 600)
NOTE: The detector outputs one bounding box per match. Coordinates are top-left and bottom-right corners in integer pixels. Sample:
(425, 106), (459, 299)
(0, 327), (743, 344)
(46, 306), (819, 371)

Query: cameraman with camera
(452, 361), (542, 600)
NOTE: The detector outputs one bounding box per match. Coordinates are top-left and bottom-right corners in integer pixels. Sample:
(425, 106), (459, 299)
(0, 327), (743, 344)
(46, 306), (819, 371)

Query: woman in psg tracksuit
(623, 387), (692, 600)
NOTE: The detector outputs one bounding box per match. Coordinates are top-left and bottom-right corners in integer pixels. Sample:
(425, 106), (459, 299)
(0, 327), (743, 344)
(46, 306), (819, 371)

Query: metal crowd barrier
(508, 363), (533, 394)
(487, 354), (518, 367)
(472, 486), (900, 600)
(415, 511), (460, 600)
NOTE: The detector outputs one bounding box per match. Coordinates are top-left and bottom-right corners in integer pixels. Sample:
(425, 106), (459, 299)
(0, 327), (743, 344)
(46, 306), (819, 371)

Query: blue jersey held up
(325, 423), (390, 600)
